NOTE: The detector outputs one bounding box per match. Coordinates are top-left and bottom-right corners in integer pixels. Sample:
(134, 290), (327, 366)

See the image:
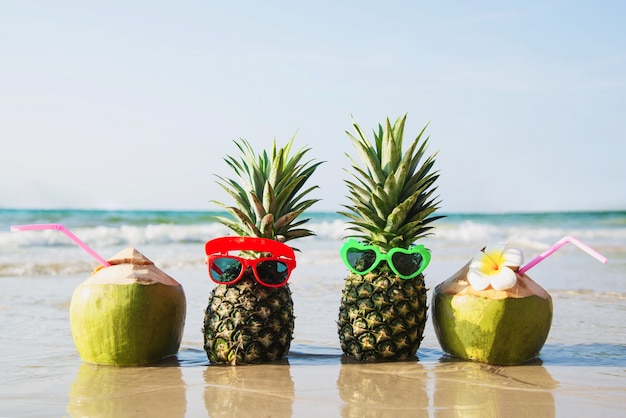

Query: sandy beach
(1, 210), (625, 416)
(2, 259), (625, 417)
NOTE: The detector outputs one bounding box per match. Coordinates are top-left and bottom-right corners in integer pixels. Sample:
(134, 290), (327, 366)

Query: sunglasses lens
(210, 257), (243, 283)
(391, 252), (423, 277)
(255, 260), (290, 285)
(346, 248), (377, 273)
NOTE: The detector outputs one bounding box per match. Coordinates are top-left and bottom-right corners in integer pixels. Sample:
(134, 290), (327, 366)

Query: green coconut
(432, 262), (552, 365)
(69, 248), (186, 366)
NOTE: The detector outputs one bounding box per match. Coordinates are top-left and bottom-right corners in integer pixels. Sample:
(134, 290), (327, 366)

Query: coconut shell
(432, 260), (553, 365)
(86, 248), (181, 286)
(70, 247), (186, 366)
(436, 260), (550, 300)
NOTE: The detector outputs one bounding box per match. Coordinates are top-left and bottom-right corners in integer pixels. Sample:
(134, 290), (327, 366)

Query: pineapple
(337, 114), (443, 361)
(204, 135), (322, 365)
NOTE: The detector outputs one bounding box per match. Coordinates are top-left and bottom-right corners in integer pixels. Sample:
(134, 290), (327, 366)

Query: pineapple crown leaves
(338, 113), (444, 251)
(211, 134), (323, 244)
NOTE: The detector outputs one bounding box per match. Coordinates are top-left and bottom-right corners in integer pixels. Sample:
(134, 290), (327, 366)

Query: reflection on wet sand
(432, 360), (558, 417)
(67, 358), (186, 417)
(203, 361), (294, 417)
(337, 358), (429, 417)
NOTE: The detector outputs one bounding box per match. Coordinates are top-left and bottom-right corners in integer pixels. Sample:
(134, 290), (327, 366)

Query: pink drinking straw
(10, 223), (111, 267)
(518, 235), (608, 275)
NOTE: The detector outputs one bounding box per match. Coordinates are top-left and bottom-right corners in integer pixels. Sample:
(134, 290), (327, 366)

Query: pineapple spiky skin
(204, 135), (320, 365)
(337, 114), (442, 361)
(203, 275), (294, 365)
(338, 271), (428, 361)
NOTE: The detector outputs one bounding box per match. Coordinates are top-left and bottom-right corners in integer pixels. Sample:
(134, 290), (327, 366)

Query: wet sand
(1, 264), (626, 417)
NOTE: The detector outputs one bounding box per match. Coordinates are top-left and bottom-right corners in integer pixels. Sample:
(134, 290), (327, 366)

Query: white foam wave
(2, 218), (625, 277)
(432, 220), (626, 248)
(3, 219), (624, 249)
(1, 223), (232, 248)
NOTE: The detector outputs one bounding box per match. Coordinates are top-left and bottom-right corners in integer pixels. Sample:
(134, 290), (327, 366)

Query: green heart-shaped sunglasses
(340, 238), (431, 279)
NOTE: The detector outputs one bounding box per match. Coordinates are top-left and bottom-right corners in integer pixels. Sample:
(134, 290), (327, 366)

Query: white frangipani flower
(467, 243), (524, 291)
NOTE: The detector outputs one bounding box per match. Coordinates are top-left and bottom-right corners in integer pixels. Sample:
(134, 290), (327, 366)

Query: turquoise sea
(1, 208), (625, 416)
(1, 208), (624, 291)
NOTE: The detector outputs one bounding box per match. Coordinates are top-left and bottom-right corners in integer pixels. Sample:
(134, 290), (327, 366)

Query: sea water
(1, 209), (623, 290)
(0, 209), (625, 415)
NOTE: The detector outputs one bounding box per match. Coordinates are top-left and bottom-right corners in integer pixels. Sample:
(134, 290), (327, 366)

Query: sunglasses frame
(205, 236), (296, 288)
(340, 238), (431, 279)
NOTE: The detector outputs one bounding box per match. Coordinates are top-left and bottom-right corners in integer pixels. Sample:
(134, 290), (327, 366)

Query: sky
(1, 0), (625, 213)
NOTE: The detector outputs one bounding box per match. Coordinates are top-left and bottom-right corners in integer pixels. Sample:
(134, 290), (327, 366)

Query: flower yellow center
(479, 251), (505, 276)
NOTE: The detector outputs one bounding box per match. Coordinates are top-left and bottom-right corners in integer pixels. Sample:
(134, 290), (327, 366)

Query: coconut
(432, 261), (553, 365)
(69, 248), (186, 366)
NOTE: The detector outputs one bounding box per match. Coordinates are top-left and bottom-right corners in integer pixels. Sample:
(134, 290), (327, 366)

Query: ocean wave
(0, 261), (97, 277)
(2, 214), (624, 278)
(433, 220), (626, 248)
(0, 252), (209, 278)
(2, 219), (623, 255)
(551, 289), (626, 301)
(3, 210), (626, 247)
(1, 223), (233, 248)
